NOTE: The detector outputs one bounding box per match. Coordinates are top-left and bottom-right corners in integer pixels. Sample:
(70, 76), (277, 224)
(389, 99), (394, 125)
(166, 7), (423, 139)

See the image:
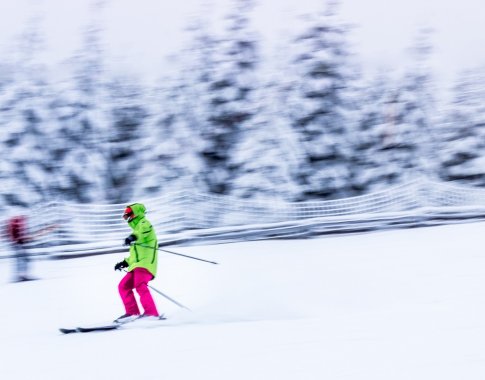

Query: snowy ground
(1, 222), (485, 380)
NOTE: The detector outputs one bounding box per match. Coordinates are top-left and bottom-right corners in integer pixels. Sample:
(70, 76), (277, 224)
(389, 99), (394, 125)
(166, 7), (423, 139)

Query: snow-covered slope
(2, 222), (485, 380)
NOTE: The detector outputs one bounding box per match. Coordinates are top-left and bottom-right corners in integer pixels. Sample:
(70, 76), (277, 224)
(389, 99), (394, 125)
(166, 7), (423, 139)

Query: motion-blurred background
(1, 0), (484, 230)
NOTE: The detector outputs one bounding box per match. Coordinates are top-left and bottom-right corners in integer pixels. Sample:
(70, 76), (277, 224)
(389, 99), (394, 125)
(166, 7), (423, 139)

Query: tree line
(1, 0), (484, 211)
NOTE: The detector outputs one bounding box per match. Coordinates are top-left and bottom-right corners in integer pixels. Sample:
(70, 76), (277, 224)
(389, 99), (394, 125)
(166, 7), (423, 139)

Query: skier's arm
(30, 224), (58, 240)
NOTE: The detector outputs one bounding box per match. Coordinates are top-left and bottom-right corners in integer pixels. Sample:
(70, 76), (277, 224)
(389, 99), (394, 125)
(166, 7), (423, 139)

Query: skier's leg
(15, 247), (24, 279)
(133, 268), (159, 316)
(14, 245), (28, 281)
(24, 248), (31, 278)
(118, 271), (140, 315)
(21, 248), (31, 279)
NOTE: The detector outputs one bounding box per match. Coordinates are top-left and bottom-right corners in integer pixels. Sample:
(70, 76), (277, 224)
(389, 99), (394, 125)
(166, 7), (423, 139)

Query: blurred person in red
(6, 215), (56, 282)
(7, 215), (35, 282)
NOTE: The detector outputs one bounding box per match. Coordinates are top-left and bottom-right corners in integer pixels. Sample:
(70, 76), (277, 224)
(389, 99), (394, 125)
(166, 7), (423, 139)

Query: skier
(7, 215), (34, 282)
(6, 215), (56, 282)
(114, 203), (161, 323)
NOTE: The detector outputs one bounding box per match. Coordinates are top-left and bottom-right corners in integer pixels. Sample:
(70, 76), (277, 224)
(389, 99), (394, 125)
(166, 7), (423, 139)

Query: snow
(2, 222), (485, 379)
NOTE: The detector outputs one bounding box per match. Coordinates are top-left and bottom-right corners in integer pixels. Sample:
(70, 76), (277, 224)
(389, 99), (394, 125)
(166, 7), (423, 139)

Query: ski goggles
(123, 207), (134, 221)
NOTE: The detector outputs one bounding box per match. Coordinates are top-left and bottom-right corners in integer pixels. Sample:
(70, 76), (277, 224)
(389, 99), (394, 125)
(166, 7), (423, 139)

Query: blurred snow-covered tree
(287, 1), (356, 200)
(376, 29), (437, 185)
(50, 3), (110, 203)
(198, 0), (260, 195)
(349, 72), (401, 193)
(134, 19), (215, 198)
(0, 17), (56, 208)
(104, 77), (149, 203)
(438, 67), (485, 186)
(134, 79), (204, 198)
(230, 78), (301, 201)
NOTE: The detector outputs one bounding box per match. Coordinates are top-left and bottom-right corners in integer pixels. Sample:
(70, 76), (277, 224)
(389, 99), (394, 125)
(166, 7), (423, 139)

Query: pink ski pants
(118, 267), (159, 316)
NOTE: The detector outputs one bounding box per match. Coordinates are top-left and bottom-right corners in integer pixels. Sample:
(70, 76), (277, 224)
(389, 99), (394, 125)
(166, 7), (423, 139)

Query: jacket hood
(126, 203), (146, 226)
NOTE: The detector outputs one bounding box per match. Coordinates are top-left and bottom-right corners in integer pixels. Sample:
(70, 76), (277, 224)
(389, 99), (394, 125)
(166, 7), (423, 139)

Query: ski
(120, 315), (167, 329)
(59, 315), (167, 334)
(59, 327), (78, 334)
(59, 324), (120, 334)
(77, 324), (120, 333)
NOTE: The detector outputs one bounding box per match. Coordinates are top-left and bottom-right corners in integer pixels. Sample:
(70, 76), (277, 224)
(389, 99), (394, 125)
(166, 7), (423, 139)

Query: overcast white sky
(1, 0), (484, 91)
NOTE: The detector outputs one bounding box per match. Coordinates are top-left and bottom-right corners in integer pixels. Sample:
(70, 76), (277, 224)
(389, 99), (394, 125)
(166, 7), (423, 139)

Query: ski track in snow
(2, 222), (485, 380)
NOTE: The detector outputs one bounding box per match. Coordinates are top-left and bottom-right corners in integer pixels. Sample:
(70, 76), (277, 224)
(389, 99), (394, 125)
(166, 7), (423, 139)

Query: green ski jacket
(124, 203), (158, 277)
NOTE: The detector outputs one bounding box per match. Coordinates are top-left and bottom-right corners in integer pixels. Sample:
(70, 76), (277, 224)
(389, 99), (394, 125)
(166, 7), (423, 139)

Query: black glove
(114, 260), (128, 271)
(124, 234), (137, 246)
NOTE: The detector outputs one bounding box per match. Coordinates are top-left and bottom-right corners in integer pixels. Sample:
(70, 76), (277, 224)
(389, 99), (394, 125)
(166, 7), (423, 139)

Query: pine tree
(378, 29), (436, 184)
(51, 4), (110, 203)
(134, 78), (203, 198)
(349, 72), (400, 193)
(134, 19), (215, 198)
(288, 1), (356, 200)
(230, 79), (300, 200)
(438, 67), (485, 186)
(199, 0), (260, 195)
(0, 17), (56, 207)
(104, 77), (149, 203)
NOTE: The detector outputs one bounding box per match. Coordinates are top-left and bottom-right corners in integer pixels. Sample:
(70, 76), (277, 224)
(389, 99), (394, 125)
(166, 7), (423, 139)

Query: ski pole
(147, 283), (191, 311)
(122, 270), (191, 311)
(134, 243), (218, 265)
